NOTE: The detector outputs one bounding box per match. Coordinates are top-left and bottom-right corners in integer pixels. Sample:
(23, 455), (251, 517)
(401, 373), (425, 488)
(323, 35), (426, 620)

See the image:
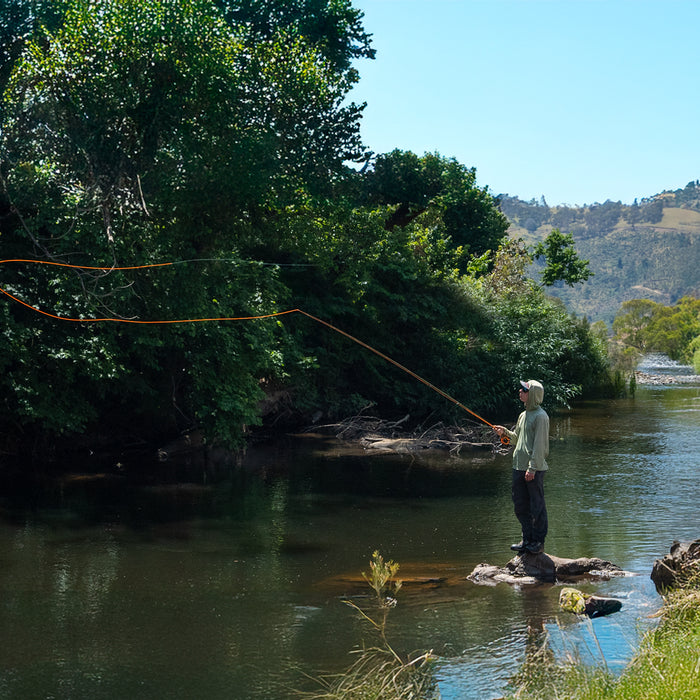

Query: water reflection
(0, 376), (699, 699)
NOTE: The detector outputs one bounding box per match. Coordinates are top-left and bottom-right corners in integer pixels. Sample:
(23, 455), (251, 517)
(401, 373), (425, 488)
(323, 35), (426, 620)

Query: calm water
(1, 356), (698, 699)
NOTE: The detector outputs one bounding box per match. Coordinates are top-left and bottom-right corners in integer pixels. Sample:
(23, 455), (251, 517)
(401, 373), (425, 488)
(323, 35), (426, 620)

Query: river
(0, 354), (698, 699)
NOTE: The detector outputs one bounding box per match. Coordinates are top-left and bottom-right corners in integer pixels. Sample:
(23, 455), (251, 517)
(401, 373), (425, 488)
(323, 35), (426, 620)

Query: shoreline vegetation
(2, 4), (699, 460)
(306, 551), (700, 700)
(505, 566), (700, 700)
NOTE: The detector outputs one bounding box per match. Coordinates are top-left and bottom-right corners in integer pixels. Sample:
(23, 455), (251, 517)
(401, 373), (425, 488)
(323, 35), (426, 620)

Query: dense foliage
(0, 0), (609, 456)
(612, 297), (700, 368)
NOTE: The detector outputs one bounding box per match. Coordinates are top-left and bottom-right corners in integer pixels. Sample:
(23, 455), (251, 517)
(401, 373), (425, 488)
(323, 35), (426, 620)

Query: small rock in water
(559, 586), (622, 617)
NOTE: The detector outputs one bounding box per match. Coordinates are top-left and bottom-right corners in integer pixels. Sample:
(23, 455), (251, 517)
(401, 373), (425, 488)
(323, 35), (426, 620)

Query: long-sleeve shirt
(502, 406), (549, 471)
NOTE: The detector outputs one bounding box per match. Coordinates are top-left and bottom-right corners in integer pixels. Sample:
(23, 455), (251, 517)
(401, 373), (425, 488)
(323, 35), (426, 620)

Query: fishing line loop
(0, 258), (508, 442)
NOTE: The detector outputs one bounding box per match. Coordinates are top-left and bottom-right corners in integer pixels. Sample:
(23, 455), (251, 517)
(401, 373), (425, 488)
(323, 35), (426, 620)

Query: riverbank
(635, 370), (700, 385)
(507, 568), (700, 699)
(635, 353), (700, 386)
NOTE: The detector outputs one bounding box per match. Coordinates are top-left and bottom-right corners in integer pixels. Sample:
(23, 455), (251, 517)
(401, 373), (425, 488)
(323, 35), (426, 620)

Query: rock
(505, 552), (557, 583)
(467, 562), (539, 587)
(651, 538), (700, 592)
(549, 554), (625, 580)
(468, 551), (627, 586)
(559, 587), (622, 617)
(635, 370), (700, 386)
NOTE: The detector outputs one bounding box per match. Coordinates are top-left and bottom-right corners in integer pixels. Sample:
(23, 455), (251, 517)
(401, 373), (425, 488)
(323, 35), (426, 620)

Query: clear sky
(348, 0), (700, 206)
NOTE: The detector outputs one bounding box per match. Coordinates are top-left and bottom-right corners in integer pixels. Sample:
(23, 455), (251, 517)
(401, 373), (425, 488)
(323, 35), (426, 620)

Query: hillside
(499, 182), (700, 326)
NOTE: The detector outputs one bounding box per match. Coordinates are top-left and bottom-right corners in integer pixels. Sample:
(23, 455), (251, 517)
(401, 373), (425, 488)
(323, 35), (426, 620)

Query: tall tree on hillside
(533, 229), (592, 287)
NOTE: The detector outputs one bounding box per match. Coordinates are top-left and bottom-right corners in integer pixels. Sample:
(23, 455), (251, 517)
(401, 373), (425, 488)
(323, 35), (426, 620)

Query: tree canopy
(0, 0), (609, 457)
(533, 229), (593, 287)
(613, 297), (700, 364)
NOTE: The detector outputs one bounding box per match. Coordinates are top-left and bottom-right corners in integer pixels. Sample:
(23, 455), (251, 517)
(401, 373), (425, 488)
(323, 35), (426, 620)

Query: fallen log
(310, 415), (506, 455)
(360, 435), (494, 454)
(468, 551), (628, 586)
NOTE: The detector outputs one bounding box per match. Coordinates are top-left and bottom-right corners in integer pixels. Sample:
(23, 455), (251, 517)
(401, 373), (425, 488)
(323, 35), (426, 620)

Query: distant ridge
(498, 181), (700, 326)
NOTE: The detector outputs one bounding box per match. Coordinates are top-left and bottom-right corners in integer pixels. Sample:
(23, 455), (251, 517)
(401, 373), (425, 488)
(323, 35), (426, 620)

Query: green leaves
(360, 150), (510, 261)
(533, 228), (593, 287)
(614, 296), (700, 363)
(0, 2), (611, 451)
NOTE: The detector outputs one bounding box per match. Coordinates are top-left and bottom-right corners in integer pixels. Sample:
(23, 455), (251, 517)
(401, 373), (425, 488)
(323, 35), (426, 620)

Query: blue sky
(349, 0), (700, 206)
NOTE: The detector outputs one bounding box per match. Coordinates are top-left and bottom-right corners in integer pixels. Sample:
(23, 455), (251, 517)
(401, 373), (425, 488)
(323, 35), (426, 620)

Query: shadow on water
(0, 370), (699, 699)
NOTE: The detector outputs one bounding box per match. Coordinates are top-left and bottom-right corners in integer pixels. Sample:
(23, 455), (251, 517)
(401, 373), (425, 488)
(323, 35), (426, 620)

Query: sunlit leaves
(214, 0), (375, 71)
(613, 296), (700, 364)
(533, 228), (592, 287)
(360, 150), (509, 261)
(612, 299), (659, 351)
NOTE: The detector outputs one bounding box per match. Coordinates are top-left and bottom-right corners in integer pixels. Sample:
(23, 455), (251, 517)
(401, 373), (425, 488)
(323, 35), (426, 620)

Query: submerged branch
(311, 414), (506, 455)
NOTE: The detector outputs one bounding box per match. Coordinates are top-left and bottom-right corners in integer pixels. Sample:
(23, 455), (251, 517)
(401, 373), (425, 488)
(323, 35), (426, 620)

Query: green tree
(449, 239), (611, 413)
(644, 198), (664, 224)
(3, 0), (367, 250)
(533, 228), (592, 287)
(612, 296), (700, 363)
(612, 299), (660, 351)
(643, 296), (700, 362)
(360, 150), (510, 261)
(0, 0), (373, 448)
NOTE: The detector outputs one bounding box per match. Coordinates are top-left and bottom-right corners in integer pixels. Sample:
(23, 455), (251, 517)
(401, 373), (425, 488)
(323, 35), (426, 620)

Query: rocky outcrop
(468, 551), (627, 586)
(635, 370), (700, 385)
(651, 538), (700, 592)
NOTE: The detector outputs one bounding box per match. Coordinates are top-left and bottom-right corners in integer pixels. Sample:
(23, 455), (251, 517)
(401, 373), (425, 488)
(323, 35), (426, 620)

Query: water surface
(1, 361), (698, 699)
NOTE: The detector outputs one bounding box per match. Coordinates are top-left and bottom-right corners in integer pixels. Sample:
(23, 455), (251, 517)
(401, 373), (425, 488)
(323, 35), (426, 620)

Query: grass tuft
(298, 551), (439, 700)
(506, 568), (700, 700)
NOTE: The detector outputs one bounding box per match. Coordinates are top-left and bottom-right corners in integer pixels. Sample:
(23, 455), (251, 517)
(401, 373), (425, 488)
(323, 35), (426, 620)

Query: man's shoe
(525, 541), (544, 555)
(510, 541), (527, 552)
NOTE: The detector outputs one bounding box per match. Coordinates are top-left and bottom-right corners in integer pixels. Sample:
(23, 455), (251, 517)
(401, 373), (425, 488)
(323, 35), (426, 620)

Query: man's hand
(525, 469), (535, 482)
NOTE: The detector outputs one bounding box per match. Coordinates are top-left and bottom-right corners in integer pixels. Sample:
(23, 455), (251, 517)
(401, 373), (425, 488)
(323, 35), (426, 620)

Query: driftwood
(311, 414), (506, 455)
(359, 435), (494, 454)
(651, 538), (700, 592)
(468, 551), (628, 586)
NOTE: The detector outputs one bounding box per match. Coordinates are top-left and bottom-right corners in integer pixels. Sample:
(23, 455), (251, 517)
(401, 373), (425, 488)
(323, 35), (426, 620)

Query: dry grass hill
(500, 185), (700, 326)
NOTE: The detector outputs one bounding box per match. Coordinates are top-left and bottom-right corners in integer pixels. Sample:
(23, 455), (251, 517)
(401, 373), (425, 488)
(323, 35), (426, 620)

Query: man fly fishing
(493, 380), (550, 556)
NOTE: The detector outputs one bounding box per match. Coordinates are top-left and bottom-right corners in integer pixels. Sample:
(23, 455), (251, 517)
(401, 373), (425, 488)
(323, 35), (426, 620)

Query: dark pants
(511, 469), (548, 544)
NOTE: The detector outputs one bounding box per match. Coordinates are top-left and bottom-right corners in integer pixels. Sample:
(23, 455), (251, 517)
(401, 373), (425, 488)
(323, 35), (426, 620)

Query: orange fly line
(0, 258), (508, 443)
